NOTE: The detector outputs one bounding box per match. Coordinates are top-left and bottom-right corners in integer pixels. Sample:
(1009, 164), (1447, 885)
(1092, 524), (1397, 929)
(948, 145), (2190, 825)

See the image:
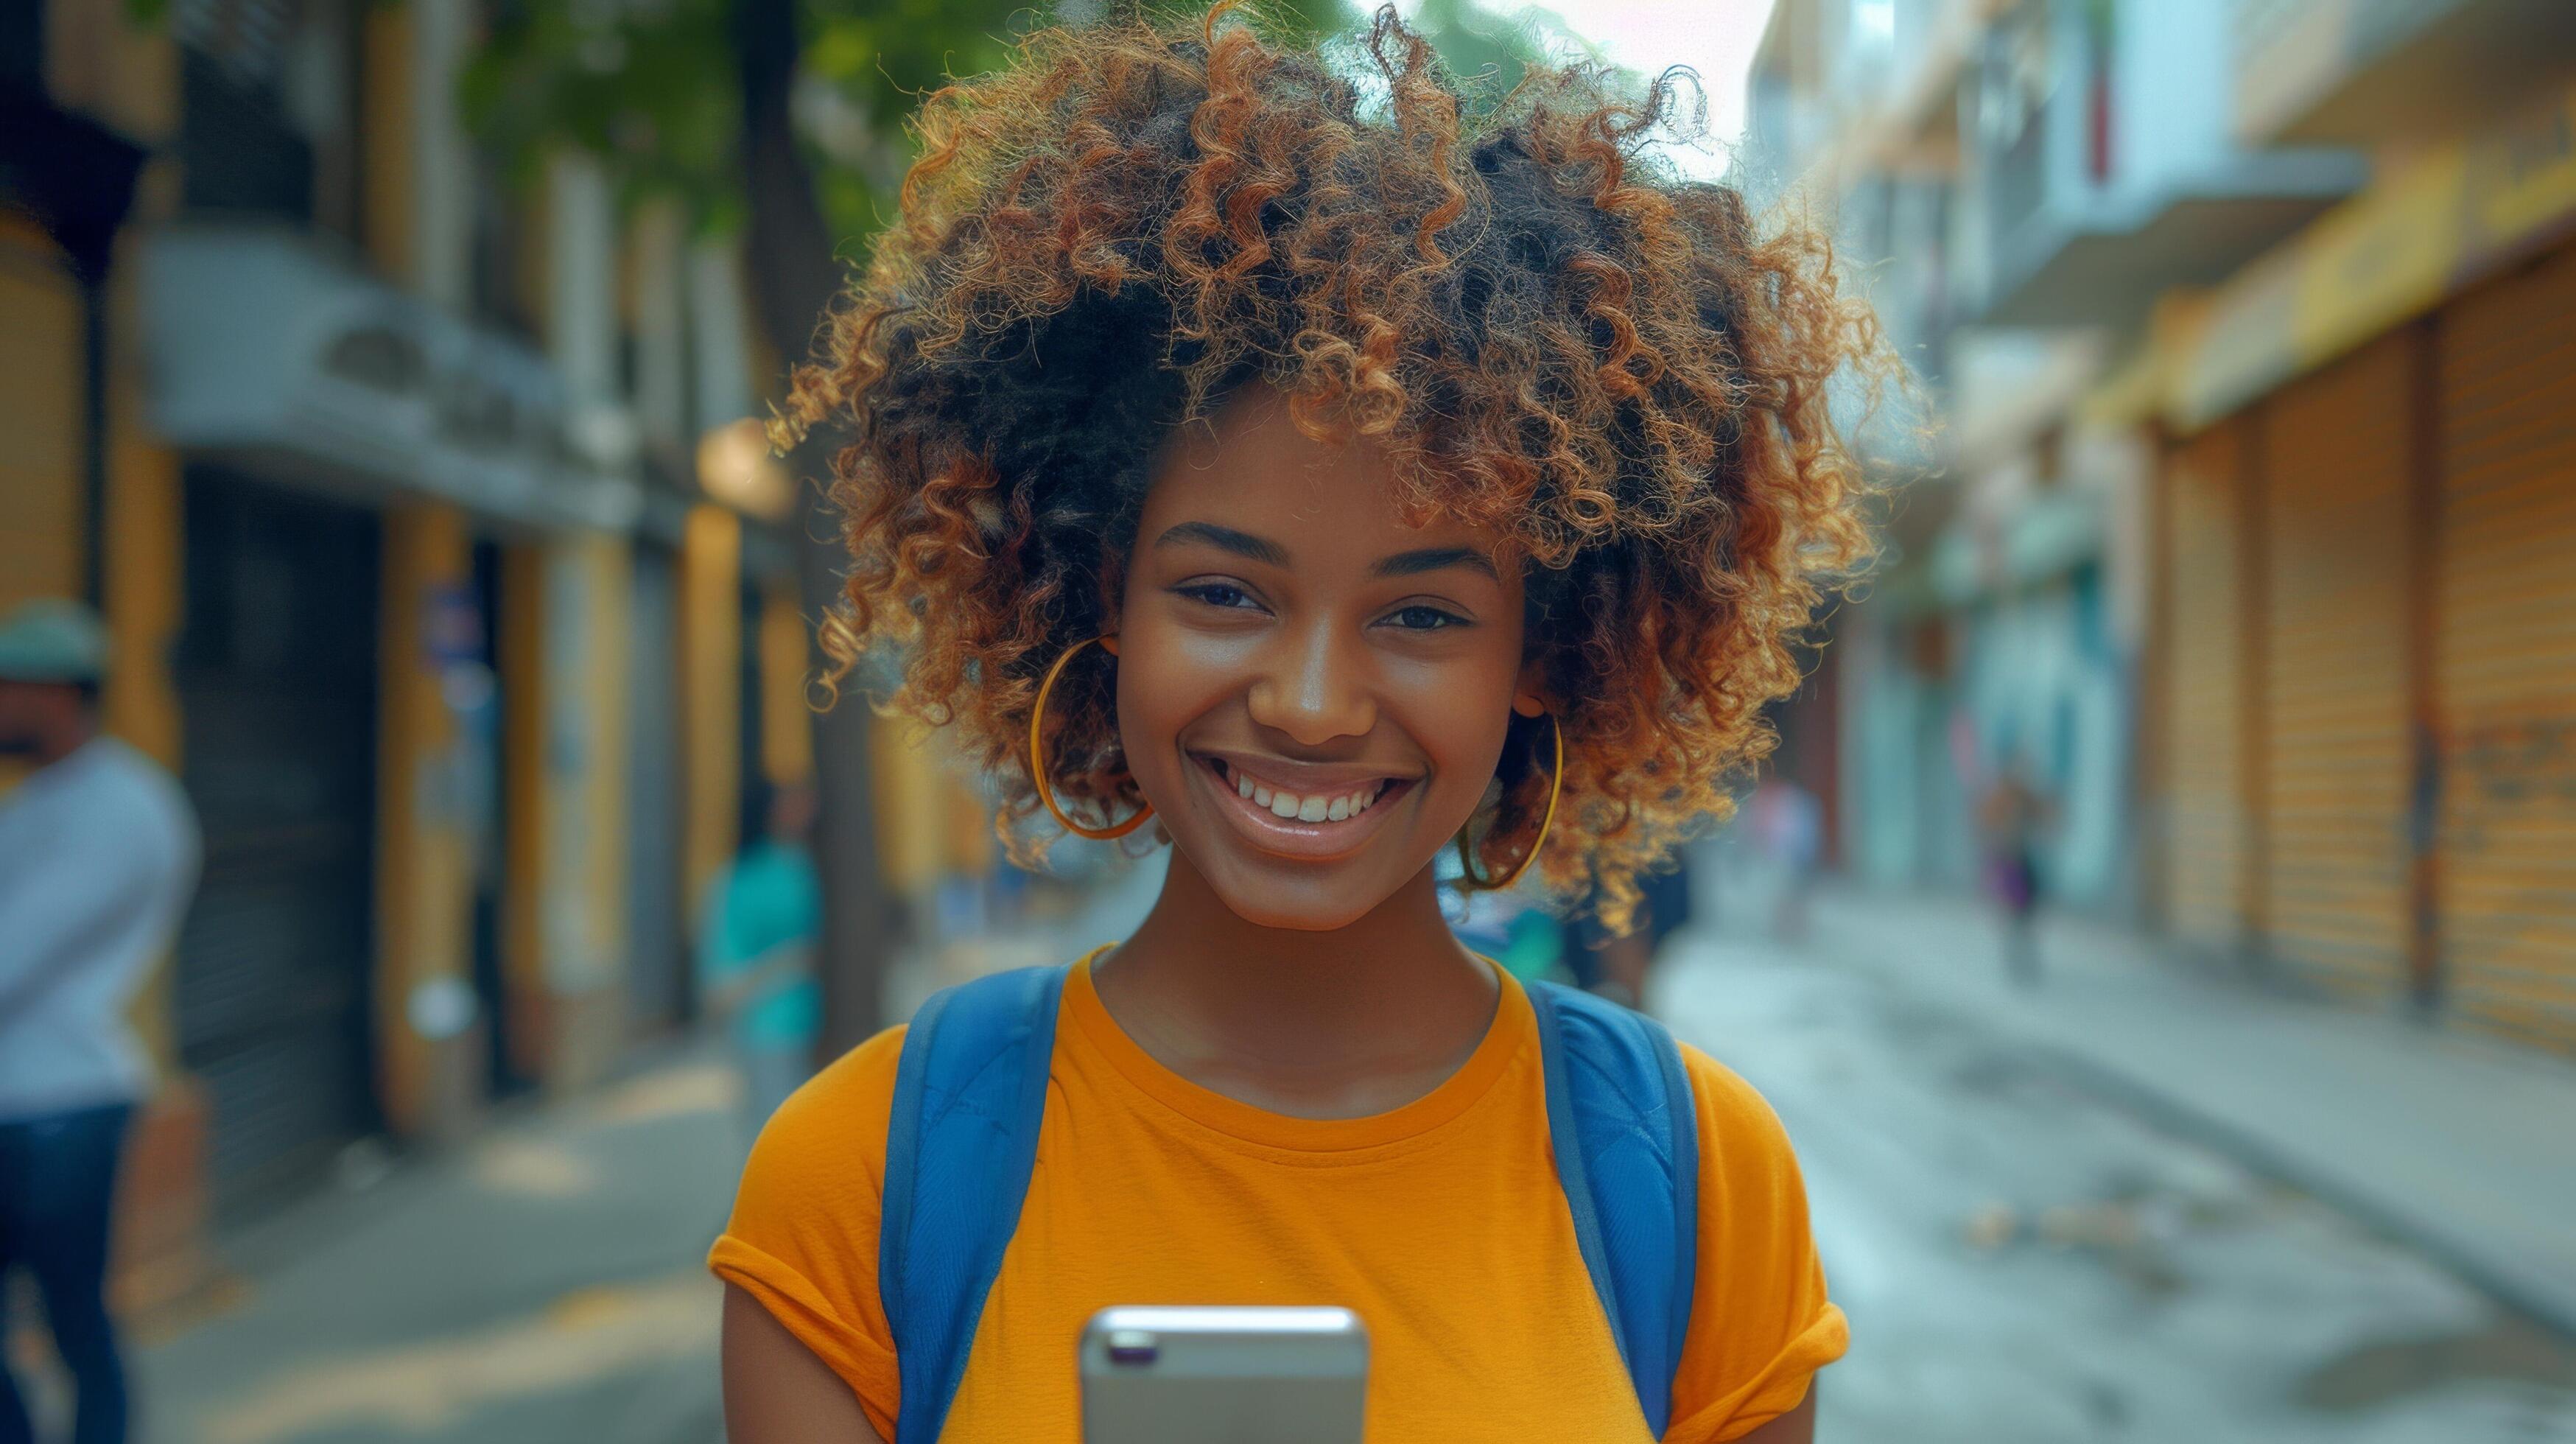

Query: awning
(144, 226), (642, 533)
(2166, 80), (2576, 430)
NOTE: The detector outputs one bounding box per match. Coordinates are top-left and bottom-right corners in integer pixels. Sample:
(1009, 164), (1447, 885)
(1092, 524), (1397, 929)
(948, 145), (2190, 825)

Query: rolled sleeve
(1663, 1045), (1848, 1443)
(709, 1024), (910, 1439)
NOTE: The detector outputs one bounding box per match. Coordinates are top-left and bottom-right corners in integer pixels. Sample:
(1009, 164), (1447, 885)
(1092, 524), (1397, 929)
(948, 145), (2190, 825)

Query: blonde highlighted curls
(784, 2), (1885, 930)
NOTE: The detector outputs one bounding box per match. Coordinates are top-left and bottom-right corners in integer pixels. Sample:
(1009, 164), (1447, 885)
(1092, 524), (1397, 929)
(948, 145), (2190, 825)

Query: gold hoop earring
(1458, 712), (1563, 891)
(1028, 636), (1154, 841)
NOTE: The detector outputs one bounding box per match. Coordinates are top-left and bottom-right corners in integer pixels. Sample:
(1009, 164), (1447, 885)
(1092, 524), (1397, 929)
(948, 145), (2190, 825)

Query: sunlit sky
(1400, 0), (1781, 178)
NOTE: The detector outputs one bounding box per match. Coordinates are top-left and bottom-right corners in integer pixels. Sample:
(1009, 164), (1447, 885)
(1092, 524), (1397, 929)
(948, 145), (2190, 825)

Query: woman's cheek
(1112, 635), (1213, 791)
(1389, 679), (1512, 827)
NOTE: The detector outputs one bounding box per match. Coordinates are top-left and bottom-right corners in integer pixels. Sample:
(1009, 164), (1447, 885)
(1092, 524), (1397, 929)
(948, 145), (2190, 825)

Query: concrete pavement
(110, 866), (1165, 1444)
(1653, 923), (2576, 1443)
(1781, 879), (2576, 1336)
(130, 1045), (742, 1444)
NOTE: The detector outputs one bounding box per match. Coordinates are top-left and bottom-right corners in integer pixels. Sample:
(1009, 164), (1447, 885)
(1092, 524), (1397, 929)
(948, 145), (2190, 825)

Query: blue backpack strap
(1527, 980), (1702, 1438)
(880, 964), (1070, 1444)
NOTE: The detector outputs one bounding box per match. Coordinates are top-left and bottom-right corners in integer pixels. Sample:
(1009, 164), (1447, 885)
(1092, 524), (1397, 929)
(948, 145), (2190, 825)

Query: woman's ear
(1099, 634), (1122, 658)
(1511, 659), (1548, 719)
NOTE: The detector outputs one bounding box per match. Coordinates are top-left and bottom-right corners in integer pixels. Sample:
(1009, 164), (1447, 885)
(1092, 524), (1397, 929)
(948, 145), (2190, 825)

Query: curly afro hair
(780, 2), (1884, 928)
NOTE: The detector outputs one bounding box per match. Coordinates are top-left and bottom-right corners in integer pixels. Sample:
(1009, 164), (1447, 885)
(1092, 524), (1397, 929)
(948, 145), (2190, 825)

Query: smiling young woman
(712, 7), (1883, 1442)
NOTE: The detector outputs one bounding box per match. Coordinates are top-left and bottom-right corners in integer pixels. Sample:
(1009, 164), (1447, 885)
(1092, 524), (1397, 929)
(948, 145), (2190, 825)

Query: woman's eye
(1178, 583), (1259, 611)
(1386, 604), (1466, 631)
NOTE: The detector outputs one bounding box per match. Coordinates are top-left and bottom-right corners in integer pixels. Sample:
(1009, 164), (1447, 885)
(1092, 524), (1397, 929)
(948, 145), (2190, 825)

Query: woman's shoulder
(775, 1021), (909, 1123)
(1672, 1041), (1802, 1172)
(715, 1023), (914, 1431)
(740, 1023), (911, 1197)
(1666, 1040), (1845, 1440)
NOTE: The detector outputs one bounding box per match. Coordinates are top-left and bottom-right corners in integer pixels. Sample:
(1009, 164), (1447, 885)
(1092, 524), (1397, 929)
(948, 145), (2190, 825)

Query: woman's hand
(721, 1284), (884, 1443)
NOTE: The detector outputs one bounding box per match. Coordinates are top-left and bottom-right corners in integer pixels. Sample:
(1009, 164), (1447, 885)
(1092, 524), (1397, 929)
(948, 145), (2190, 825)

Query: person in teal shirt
(698, 779), (824, 1129)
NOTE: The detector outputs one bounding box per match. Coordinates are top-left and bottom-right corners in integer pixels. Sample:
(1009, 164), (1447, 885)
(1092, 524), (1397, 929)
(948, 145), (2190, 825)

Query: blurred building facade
(1750, 0), (2576, 1052)
(3, 0), (996, 1307)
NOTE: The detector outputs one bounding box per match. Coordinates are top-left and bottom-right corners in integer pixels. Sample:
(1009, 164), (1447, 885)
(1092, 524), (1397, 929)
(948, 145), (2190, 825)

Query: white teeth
(1221, 763), (1391, 824)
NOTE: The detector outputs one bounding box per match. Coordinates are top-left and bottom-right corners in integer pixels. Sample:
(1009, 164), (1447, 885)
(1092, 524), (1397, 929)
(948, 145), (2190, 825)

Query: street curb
(1819, 943), (2576, 1337)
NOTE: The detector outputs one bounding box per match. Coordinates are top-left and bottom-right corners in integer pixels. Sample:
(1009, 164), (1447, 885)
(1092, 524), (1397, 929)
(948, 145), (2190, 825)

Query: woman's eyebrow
(1371, 547), (1498, 581)
(1153, 521), (1289, 565)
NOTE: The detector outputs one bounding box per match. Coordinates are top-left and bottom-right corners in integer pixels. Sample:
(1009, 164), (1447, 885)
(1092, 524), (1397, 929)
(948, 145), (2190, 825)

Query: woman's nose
(1244, 624), (1377, 746)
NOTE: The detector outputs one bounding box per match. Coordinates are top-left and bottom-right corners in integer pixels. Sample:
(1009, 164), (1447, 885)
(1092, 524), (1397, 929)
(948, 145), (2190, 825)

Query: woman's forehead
(1143, 386), (1512, 559)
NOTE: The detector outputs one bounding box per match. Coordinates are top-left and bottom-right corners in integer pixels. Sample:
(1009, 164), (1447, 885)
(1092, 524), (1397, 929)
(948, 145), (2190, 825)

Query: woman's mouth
(1190, 754), (1419, 861)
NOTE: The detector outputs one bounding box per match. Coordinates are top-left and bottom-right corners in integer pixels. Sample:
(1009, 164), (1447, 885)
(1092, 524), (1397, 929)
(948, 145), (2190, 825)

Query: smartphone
(1079, 1305), (1369, 1443)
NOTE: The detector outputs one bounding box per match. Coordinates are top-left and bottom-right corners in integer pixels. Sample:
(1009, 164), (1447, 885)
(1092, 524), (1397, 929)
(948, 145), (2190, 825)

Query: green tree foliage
(462, 0), (1042, 240)
(461, 1), (1576, 250)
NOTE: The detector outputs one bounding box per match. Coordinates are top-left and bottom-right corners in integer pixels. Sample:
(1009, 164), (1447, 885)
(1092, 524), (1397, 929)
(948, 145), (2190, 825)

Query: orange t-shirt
(711, 956), (1845, 1442)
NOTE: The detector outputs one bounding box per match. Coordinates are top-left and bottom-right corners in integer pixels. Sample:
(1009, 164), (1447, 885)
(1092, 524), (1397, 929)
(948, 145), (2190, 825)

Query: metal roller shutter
(625, 541), (689, 1033)
(175, 470), (383, 1210)
(2162, 418), (2256, 955)
(2260, 335), (2415, 1001)
(2435, 244), (2576, 1048)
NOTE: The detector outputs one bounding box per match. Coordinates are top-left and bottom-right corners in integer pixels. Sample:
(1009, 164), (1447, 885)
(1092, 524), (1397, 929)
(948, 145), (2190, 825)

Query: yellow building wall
(375, 504), (477, 1138)
(870, 717), (946, 896)
(103, 365), (186, 1073)
(0, 222), (84, 615)
(944, 754), (996, 879)
(679, 505), (743, 922)
(499, 536), (635, 1090)
(43, 0), (178, 144)
(564, 536), (634, 1053)
(361, 4), (416, 287)
(102, 372), (180, 767)
(871, 718), (996, 893)
(759, 583), (813, 786)
(499, 544), (552, 1084)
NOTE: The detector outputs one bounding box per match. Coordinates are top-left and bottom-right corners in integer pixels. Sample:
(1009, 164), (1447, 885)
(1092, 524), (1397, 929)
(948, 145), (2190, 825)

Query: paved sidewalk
(109, 862), (1168, 1444)
(131, 1043), (743, 1444)
(1793, 881), (2576, 1334)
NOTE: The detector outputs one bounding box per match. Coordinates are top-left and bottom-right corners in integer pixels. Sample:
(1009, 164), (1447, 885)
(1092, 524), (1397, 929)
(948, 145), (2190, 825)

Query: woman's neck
(1090, 850), (1499, 1119)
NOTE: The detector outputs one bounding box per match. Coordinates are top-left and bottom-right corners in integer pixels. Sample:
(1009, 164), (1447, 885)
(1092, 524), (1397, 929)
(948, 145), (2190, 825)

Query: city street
(1660, 877), (2576, 1444)
(90, 861), (2575, 1443)
(10, 2), (2574, 1442)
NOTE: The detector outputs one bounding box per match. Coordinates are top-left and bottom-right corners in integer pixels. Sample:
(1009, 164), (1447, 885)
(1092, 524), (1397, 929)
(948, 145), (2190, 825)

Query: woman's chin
(1183, 849), (1412, 934)
(1216, 895), (1377, 933)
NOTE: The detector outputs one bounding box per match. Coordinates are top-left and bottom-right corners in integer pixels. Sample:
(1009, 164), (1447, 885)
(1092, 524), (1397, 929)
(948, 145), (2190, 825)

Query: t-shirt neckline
(1060, 946), (1531, 1155)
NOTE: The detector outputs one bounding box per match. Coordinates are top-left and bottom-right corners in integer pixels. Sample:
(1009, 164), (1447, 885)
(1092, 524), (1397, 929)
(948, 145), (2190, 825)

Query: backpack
(879, 964), (1701, 1443)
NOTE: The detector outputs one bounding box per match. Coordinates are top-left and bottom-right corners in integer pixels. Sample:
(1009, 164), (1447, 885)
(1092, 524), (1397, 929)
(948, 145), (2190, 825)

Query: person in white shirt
(0, 600), (200, 1444)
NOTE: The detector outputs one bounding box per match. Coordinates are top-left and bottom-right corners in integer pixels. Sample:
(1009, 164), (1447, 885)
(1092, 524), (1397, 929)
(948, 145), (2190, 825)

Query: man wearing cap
(0, 600), (200, 1444)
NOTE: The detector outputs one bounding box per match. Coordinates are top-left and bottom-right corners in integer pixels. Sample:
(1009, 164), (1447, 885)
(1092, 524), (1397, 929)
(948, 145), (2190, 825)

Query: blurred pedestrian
(0, 600), (200, 1444)
(698, 778), (824, 1133)
(1979, 765), (2053, 989)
